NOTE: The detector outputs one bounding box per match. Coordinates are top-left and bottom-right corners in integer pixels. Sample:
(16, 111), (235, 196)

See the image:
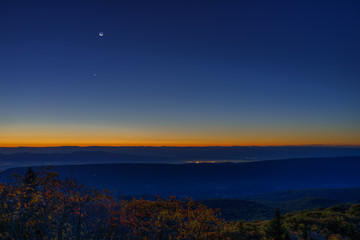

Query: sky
(1, 0), (360, 147)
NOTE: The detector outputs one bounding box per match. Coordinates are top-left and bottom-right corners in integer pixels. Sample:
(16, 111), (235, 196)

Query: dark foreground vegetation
(0, 169), (359, 240)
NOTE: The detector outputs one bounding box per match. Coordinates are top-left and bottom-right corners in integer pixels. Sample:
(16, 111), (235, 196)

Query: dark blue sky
(1, 0), (359, 146)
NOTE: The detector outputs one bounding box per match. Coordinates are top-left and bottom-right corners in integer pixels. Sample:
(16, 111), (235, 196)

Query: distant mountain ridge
(1, 146), (360, 170)
(0, 151), (176, 170)
(1, 146), (359, 160)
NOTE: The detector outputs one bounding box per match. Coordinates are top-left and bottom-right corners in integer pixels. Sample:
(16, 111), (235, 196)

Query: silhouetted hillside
(200, 198), (342, 221)
(245, 187), (360, 202)
(268, 198), (341, 212)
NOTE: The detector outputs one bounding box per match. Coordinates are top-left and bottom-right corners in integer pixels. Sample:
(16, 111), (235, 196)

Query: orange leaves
(0, 168), (230, 240)
(105, 198), (226, 240)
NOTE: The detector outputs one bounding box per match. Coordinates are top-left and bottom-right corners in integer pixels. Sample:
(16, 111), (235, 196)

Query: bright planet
(99, 32), (103, 37)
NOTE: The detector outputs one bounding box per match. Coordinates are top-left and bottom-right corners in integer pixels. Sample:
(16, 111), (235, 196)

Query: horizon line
(1, 144), (360, 148)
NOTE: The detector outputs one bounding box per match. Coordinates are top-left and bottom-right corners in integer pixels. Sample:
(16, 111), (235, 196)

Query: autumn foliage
(0, 168), (227, 239)
(0, 168), (360, 240)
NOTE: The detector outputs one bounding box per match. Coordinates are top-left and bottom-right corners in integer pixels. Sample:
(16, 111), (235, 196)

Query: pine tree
(265, 208), (289, 240)
(23, 167), (36, 186)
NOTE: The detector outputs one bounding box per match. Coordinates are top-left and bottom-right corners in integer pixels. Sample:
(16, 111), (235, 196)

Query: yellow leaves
(15, 189), (23, 195)
(0, 168), (246, 240)
(109, 197), (226, 240)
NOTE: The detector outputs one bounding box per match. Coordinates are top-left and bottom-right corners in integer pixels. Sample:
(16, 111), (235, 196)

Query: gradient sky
(1, 0), (360, 147)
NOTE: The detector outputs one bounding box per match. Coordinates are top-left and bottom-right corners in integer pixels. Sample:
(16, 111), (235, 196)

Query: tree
(23, 167), (36, 186)
(265, 208), (289, 240)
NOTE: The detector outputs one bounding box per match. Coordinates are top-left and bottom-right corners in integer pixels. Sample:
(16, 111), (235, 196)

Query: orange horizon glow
(1, 145), (360, 148)
(1, 124), (359, 148)
(2, 138), (360, 148)
(1, 142), (360, 148)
